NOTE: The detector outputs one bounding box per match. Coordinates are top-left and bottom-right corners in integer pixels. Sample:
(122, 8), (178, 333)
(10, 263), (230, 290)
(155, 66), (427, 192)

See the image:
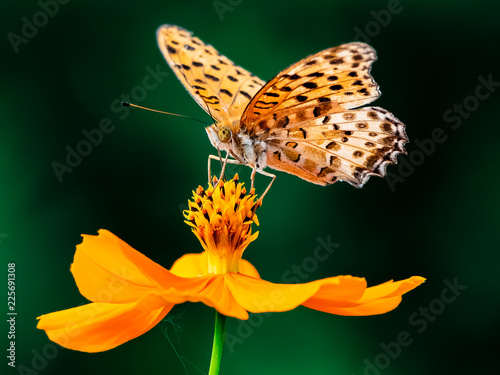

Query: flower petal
(222, 274), (424, 318)
(72, 230), (208, 303)
(239, 259), (260, 279)
(170, 253), (208, 277)
(173, 275), (249, 319)
(37, 294), (173, 352)
(170, 252), (260, 279)
(303, 276), (425, 316)
(225, 274), (367, 315)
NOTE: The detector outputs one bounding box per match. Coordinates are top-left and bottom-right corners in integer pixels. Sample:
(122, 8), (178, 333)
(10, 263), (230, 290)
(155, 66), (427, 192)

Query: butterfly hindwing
(265, 107), (407, 187)
(157, 25), (265, 124)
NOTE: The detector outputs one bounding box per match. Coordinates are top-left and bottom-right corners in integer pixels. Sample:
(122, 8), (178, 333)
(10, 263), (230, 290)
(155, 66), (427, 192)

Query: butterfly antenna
(121, 102), (208, 125)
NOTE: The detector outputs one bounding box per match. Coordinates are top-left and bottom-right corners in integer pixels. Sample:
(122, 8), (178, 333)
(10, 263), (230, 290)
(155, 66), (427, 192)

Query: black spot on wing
(255, 100), (278, 109)
(330, 58), (344, 65)
(326, 141), (338, 150)
(239, 91), (252, 100)
(277, 116), (289, 127)
(206, 74), (220, 82)
(303, 82), (318, 89)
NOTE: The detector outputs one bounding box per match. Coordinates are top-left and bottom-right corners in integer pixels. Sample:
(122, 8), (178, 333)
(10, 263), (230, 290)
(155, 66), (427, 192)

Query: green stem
(208, 310), (226, 375)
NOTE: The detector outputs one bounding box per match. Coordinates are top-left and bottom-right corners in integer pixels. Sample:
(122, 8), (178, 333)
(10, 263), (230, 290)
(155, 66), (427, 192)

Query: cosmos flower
(37, 175), (424, 353)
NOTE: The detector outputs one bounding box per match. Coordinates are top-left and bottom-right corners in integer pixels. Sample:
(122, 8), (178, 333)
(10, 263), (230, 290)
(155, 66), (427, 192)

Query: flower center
(184, 175), (260, 274)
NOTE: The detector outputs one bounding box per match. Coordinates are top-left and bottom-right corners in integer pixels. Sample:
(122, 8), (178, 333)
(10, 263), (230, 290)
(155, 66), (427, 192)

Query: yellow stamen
(183, 175), (260, 274)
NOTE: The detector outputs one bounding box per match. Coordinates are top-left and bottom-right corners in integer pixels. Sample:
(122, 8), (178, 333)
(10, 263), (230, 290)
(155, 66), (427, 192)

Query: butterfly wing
(239, 42), (407, 187)
(240, 42), (380, 132)
(157, 25), (265, 124)
(265, 107), (407, 187)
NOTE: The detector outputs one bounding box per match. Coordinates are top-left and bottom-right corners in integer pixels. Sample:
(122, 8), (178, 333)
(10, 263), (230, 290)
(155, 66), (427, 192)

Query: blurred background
(1, 0), (499, 374)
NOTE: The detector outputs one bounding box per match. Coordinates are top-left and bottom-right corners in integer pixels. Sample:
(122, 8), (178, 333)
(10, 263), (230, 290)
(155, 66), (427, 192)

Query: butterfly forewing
(157, 25), (265, 124)
(240, 42), (380, 135)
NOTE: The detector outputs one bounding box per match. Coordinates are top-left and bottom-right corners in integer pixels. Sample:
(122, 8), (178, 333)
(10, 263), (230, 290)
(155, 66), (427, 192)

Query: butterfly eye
(217, 126), (232, 143)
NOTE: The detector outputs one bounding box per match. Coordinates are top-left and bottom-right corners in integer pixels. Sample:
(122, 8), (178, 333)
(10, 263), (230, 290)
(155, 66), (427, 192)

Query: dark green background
(2, 0), (499, 374)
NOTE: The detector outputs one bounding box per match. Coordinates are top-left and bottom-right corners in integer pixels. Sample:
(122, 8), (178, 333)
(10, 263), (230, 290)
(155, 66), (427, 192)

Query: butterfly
(157, 25), (407, 199)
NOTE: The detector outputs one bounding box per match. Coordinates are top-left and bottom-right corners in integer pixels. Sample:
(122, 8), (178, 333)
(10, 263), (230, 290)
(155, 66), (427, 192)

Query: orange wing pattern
(240, 42), (379, 135)
(237, 43), (406, 187)
(157, 25), (265, 125)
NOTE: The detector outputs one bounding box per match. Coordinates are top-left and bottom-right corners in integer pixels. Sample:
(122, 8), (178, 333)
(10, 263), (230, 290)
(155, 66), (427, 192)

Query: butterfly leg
(250, 168), (256, 191)
(218, 151), (231, 182)
(207, 149), (223, 185)
(255, 169), (276, 203)
(217, 148), (224, 170)
(207, 154), (242, 186)
(208, 155), (214, 185)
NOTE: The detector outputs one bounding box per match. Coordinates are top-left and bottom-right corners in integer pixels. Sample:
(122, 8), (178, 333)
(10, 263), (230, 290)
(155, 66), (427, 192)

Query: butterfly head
(217, 125), (232, 143)
(206, 124), (233, 152)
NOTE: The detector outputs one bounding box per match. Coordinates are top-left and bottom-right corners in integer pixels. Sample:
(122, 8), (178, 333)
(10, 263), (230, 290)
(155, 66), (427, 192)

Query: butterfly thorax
(206, 124), (268, 171)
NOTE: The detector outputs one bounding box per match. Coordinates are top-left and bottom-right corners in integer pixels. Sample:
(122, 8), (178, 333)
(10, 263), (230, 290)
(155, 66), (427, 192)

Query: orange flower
(37, 176), (424, 353)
